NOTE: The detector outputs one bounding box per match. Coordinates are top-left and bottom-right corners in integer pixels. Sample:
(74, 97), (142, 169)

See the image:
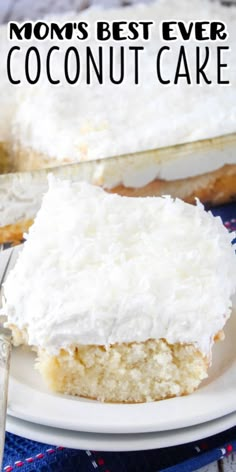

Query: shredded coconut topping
(4, 177), (236, 355)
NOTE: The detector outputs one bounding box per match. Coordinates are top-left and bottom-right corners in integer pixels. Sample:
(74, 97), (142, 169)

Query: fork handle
(0, 331), (11, 469)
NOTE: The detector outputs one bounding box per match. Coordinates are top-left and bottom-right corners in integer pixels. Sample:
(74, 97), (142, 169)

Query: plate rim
(8, 344), (236, 434)
(6, 410), (236, 452)
(6, 264), (236, 435)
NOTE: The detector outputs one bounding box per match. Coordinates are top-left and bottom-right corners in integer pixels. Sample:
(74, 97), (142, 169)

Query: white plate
(6, 410), (236, 452)
(7, 297), (236, 434)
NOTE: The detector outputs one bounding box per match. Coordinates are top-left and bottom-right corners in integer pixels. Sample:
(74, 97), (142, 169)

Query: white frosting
(0, 0), (236, 173)
(94, 135), (236, 189)
(0, 172), (48, 227)
(1, 131), (236, 228)
(3, 177), (236, 355)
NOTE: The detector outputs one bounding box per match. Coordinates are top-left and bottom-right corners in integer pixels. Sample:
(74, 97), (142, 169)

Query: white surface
(6, 296), (236, 434)
(198, 465), (218, 472)
(0, 0), (108, 23)
(217, 456), (236, 472)
(6, 410), (236, 452)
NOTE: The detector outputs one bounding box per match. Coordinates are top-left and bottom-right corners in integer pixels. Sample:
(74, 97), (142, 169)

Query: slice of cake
(3, 177), (236, 402)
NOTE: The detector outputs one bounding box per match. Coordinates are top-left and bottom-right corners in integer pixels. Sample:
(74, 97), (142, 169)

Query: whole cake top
(4, 177), (236, 355)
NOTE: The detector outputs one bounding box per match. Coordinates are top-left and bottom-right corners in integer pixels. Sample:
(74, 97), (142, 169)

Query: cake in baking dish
(3, 177), (236, 402)
(0, 0), (236, 175)
(0, 0), (236, 245)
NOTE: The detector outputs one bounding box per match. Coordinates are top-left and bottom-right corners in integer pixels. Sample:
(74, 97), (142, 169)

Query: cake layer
(0, 220), (33, 244)
(8, 322), (208, 402)
(2, 132), (236, 183)
(0, 143), (12, 174)
(3, 178), (236, 355)
(37, 339), (208, 403)
(110, 164), (236, 203)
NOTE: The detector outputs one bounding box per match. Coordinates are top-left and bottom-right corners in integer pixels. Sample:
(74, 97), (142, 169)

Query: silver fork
(0, 245), (22, 469)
